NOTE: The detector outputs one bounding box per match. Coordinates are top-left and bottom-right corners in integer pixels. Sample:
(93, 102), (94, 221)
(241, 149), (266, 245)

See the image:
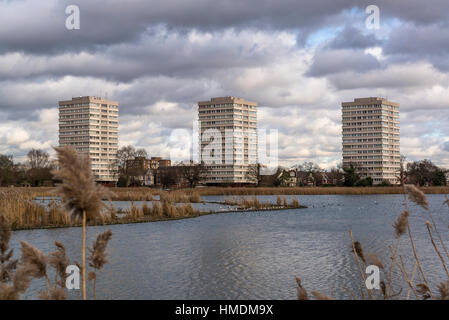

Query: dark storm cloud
(2, 0), (449, 55)
(326, 25), (382, 50)
(0, 0), (362, 54)
(0, 28), (282, 82)
(383, 23), (449, 71)
(307, 49), (381, 77)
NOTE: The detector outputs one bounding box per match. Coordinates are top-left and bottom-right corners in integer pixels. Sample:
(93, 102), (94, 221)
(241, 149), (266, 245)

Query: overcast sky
(0, 0), (448, 168)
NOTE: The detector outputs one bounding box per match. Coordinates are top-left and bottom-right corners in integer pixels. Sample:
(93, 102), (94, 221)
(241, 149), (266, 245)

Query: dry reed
(88, 230), (113, 299)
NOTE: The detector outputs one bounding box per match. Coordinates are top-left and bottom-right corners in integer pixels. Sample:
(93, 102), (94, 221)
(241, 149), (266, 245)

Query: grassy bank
(193, 186), (449, 196)
(2, 186), (448, 201)
(0, 189), (306, 231)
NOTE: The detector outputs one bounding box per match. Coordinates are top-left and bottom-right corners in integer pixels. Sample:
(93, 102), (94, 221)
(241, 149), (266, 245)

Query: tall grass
(224, 196), (304, 210)
(3, 186), (448, 202)
(0, 193), (70, 230)
(159, 190), (201, 203)
(123, 201), (200, 220)
(196, 186), (449, 196)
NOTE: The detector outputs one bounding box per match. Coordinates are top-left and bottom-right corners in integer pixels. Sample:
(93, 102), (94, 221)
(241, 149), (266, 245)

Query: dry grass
(223, 195), (304, 210)
(122, 201), (200, 221)
(195, 186), (449, 196)
(159, 190), (201, 203)
(0, 193), (70, 230)
(3, 186), (448, 201)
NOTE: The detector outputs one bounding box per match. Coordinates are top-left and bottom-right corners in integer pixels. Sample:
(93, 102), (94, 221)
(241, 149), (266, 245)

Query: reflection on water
(12, 194), (449, 299)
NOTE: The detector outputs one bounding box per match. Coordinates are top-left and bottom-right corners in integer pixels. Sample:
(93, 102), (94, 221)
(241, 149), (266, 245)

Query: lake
(12, 194), (449, 299)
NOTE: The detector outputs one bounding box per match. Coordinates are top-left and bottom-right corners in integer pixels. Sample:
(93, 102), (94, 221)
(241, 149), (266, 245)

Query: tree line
(0, 149), (55, 186)
(0, 147), (447, 188)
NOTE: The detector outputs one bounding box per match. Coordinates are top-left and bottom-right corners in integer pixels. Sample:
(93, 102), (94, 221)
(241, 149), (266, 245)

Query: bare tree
(179, 161), (207, 188)
(135, 148), (148, 158)
(396, 155), (408, 185)
(116, 145), (137, 187)
(27, 149), (50, 169)
(407, 159), (446, 186)
(326, 167), (344, 186)
(295, 161), (322, 186)
(26, 149), (53, 186)
(245, 163), (264, 185)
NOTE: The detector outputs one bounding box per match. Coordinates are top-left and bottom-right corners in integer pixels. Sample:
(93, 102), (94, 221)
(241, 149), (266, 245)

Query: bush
(380, 180), (392, 186)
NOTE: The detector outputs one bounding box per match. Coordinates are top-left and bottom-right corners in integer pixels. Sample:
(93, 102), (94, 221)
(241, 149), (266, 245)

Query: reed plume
(88, 230), (112, 270)
(38, 285), (67, 300)
(5, 243), (51, 300)
(52, 146), (111, 222)
(405, 184), (429, 210)
(0, 225), (73, 300)
(353, 241), (366, 263)
(438, 281), (449, 300)
(19, 241), (47, 279)
(53, 146), (112, 300)
(311, 290), (333, 300)
(365, 253), (384, 269)
(295, 277), (308, 300)
(88, 230), (113, 299)
(48, 241), (70, 287)
(393, 210), (409, 238)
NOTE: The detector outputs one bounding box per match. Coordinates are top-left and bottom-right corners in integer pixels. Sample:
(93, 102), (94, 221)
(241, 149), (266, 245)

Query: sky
(0, 0), (448, 169)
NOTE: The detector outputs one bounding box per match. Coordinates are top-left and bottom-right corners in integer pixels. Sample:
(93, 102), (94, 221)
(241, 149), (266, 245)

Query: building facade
(149, 157), (171, 170)
(198, 96), (258, 185)
(58, 96), (119, 184)
(124, 156), (172, 186)
(342, 97), (400, 185)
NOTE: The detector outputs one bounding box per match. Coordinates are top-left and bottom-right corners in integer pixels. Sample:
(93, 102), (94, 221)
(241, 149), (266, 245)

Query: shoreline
(6, 186), (448, 200)
(11, 204), (308, 232)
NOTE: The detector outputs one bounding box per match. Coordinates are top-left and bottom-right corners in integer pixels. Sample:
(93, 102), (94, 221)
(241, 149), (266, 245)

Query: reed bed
(0, 195), (204, 231)
(2, 186), (448, 201)
(0, 194), (70, 230)
(195, 186), (449, 196)
(118, 201), (201, 221)
(224, 195), (304, 210)
(159, 190), (201, 203)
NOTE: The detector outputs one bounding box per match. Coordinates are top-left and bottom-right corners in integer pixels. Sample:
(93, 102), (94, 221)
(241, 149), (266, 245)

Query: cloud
(324, 62), (448, 90)
(1, 0), (449, 169)
(307, 49), (381, 77)
(443, 141), (449, 152)
(326, 25), (382, 50)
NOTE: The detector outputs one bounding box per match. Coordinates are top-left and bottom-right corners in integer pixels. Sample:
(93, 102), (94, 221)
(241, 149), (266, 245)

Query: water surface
(13, 194), (449, 299)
